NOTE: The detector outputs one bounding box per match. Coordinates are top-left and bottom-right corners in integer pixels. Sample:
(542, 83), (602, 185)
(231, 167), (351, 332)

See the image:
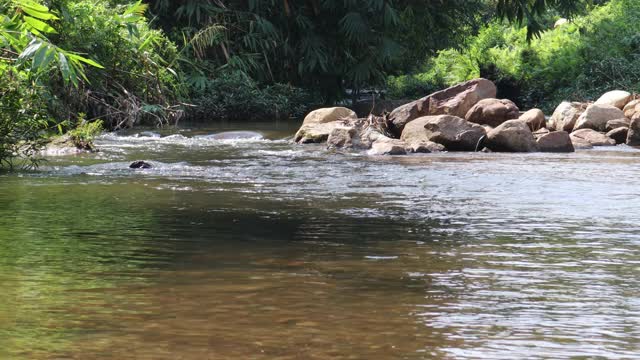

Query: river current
(2, 122), (640, 359)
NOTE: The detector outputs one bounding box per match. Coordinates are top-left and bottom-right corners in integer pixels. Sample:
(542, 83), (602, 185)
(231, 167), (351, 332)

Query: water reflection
(2, 125), (640, 358)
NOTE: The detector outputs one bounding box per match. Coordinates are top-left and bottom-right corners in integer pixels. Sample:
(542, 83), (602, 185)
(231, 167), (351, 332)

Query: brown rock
(400, 115), (486, 151)
(294, 121), (342, 144)
(594, 90), (632, 109)
(532, 128), (551, 140)
(571, 137), (594, 150)
(626, 118), (640, 146)
(605, 118), (630, 132)
(326, 126), (356, 149)
(570, 129), (616, 146)
(519, 108), (546, 131)
(465, 98), (520, 127)
(536, 131), (574, 153)
(606, 127), (628, 144)
(301, 107), (356, 126)
(623, 99), (640, 120)
(407, 141), (445, 153)
(548, 101), (588, 132)
(573, 104), (625, 132)
(368, 140), (407, 155)
(388, 78), (496, 136)
(485, 119), (538, 152)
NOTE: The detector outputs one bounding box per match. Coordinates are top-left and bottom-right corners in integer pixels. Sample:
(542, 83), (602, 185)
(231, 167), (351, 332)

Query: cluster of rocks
(293, 78), (640, 155)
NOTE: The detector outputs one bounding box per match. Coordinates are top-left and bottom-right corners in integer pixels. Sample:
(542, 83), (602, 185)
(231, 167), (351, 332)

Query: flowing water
(3, 121), (640, 359)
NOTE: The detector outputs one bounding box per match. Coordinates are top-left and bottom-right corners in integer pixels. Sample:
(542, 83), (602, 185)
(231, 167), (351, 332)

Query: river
(2, 121), (640, 359)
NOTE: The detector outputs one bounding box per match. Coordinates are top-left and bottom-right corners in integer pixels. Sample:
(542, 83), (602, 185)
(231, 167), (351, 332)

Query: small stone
(129, 160), (152, 169)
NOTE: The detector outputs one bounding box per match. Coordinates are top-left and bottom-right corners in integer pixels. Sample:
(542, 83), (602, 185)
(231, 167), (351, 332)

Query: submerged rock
(485, 120), (538, 152)
(388, 78), (496, 136)
(465, 98), (520, 128)
(407, 141), (445, 153)
(207, 131), (264, 140)
(400, 115), (486, 151)
(536, 131), (574, 153)
(129, 160), (152, 169)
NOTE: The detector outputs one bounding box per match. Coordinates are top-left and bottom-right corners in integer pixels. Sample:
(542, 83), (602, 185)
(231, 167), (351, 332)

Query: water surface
(2, 121), (640, 359)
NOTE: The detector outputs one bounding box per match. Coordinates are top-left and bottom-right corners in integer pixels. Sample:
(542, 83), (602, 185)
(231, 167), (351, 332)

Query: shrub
(0, 67), (49, 170)
(186, 71), (312, 121)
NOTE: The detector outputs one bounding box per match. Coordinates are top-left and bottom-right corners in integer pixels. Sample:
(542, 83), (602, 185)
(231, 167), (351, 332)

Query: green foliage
(47, 0), (184, 128)
(388, 0), (638, 112)
(187, 71), (312, 121)
(67, 117), (104, 150)
(147, 0), (504, 102)
(0, 66), (49, 170)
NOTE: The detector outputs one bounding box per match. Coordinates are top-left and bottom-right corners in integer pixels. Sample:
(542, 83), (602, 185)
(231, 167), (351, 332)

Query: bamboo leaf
(67, 53), (104, 69)
(18, 40), (42, 60)
(23, 16), (57, 34)
(21, 6), (59, 21)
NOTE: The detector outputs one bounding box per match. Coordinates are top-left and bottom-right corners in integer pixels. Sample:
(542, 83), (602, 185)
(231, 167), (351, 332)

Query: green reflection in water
(0, 177), (166, 359)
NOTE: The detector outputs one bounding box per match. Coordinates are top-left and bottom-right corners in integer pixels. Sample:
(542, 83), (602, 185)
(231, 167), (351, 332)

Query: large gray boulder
(484, 119), (538, 152)
(626, 118), (640, 146)
(518, 108), (546, 131)
(536, 131), (574, 153)
(573, 104), (625, 132)
(570, 129), (616, 146)
(548, 101), (588, 132)
(388, 78), (496, 136)
(400, 115), (486, 151)
(594, 90), (632, 109)
(465, 98), (520, 127)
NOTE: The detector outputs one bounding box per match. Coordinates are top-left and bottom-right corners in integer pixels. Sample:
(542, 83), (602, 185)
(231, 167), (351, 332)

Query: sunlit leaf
(23, 16), (57, 34)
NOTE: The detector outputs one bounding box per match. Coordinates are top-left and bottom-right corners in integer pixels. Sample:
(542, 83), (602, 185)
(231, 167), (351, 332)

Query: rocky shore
(294, 78), (640, 155)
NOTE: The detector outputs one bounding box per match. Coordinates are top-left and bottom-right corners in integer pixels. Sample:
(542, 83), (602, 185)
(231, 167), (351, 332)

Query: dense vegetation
(387, 0), (636, 112)
(0, 0), (617, 168)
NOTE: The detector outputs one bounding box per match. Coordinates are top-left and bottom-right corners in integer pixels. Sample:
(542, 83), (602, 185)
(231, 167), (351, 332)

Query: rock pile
(293, 80), (639, 155)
